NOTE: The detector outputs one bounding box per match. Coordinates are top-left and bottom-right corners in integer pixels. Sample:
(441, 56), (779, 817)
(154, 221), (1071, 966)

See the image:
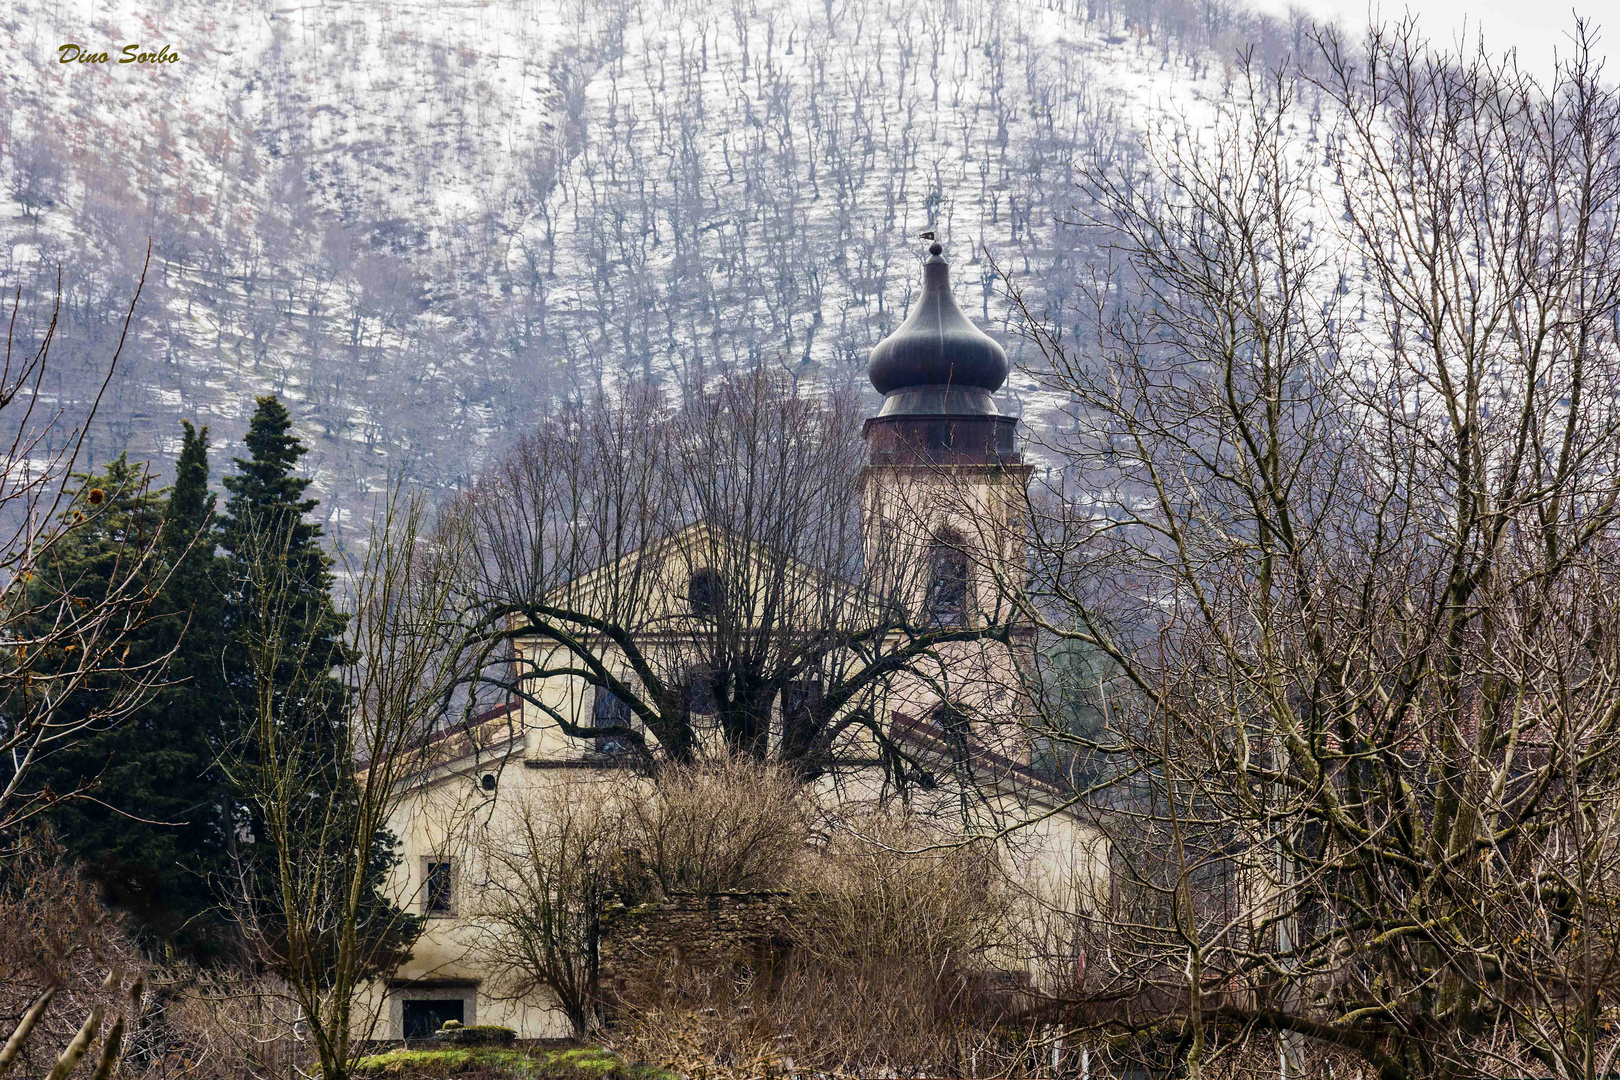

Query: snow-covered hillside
(0, 0), (1305, 532)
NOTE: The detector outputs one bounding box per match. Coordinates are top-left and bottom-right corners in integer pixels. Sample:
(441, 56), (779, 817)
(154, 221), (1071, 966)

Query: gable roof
(521, 519), (889, 639)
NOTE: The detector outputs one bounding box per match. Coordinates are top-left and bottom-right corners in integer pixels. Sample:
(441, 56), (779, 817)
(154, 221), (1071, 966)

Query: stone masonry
(596, 891), (800, 1000)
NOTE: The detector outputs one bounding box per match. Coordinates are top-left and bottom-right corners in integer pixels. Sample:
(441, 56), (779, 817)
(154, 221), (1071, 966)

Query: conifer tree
(215, 396), (415, 980)
(217, 395), (348, 679)
(35, 438), (228, 956)
(148, 421), (233, 954)
(216, 397), (351, 845)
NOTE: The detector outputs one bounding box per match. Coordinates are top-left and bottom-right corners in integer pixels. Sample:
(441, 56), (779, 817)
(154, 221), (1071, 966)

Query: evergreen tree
(216, 396), (416, 976)
(35, 434), (230, 957)
(217, 394), (348, 682)
(216, 396), (351, 850)
(150, 421), (233, 954)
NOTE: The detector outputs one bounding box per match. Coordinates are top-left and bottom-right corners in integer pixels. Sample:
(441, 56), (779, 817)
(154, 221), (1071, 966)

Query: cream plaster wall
(368, 462), (1104, 1040)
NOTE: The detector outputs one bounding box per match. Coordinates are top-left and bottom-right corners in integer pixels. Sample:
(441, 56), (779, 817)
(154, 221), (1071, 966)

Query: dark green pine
(37, 436), (231, 959)
(218, 393), (348, 670)
(214, 395), (418, 981)
(215, 396), (352, 824)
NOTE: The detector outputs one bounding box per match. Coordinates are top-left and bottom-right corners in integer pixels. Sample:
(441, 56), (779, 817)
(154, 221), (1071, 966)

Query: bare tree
(0, 254), (175, 842)
(473, 775), (625, 1040)
(449, 369), (1020, 786)
(225, 489), (476, 1080)
(1008, 22), (1620, 1080)
(472, 756), (806, 1039)
(128, 968), (306, 1080)
(7, 133), (65, 223)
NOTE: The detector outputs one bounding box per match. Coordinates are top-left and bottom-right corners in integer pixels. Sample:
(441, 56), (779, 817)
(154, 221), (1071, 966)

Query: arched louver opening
(927, 540), (970, 627)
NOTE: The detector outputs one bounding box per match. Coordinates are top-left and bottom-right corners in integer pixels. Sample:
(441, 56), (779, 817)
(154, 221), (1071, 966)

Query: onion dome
(862, 241), (1020, 466)
(868, 242), (1009, 400)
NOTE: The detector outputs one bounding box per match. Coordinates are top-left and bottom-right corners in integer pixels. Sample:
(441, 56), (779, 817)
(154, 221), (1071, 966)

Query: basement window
(403, 999), (464, 1040)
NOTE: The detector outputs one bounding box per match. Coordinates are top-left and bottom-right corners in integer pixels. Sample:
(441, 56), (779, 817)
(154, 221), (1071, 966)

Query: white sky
(1246, 0), (1615, 80)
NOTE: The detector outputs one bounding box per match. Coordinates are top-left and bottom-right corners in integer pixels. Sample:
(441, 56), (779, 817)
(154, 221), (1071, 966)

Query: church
(369, 241), (1106, 1040)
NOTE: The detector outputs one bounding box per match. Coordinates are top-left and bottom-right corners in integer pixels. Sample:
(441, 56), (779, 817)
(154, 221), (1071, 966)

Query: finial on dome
(866, 238), (1009, 399)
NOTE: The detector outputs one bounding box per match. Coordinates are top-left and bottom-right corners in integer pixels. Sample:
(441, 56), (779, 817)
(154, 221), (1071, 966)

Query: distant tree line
(0, 0), (1326, 549)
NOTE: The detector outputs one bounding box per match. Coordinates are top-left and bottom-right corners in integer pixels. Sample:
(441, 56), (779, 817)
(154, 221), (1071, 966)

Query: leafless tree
(472, 775), (626, 1039)
(224, 489), (477, 1080)
(7, 133), (65, 224)
(472, 756), (807, 1039)
(1007, 22), (1620, 1080)
(0, 253), (176, 842)
(448, 369), (1020, 787)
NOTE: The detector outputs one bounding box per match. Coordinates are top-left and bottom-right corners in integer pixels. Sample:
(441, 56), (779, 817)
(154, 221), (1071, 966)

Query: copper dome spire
(861, 240), (1020, 466)
(867, 242), (1009, 399)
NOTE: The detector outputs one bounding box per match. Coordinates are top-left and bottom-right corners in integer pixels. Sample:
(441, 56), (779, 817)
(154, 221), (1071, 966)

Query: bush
(607, 809), (1019, 1078)
(0, 840), (142, 1075)
(615, 756), (806, 900)
(435, 1024), (517, 1046)
(130, 968), (307, 1079)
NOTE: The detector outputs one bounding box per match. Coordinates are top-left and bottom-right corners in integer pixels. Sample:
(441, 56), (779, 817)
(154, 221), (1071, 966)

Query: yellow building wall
(369, 464), (1103, 1040)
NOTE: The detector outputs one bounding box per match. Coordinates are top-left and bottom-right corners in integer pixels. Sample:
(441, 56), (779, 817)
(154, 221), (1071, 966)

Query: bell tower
(862, 241), (1030, 625)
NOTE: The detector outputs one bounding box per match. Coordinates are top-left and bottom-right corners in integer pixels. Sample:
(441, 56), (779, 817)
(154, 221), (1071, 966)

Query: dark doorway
(403, 998), (465, 1039)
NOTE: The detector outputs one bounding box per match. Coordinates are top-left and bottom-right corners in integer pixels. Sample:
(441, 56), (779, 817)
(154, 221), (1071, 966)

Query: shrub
(607, 808), (1019, 1078)
(435, 1024), (517, 1046)
(616, 756), (806, 900)
(0, 840), (142, 1075)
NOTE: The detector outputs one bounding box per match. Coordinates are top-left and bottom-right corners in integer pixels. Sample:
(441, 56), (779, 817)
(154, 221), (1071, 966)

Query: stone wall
(596, 891), (799, 1000)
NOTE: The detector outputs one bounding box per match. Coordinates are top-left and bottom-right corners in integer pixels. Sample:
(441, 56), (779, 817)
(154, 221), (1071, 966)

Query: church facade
(367, 242), (1105, 1040)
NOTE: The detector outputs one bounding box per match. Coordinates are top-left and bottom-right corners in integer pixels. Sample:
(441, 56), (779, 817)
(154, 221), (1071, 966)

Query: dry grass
(607, 807), (1025, 1078)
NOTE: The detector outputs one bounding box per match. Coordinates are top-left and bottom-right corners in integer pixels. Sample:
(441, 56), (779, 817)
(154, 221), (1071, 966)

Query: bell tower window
(927, 540), (970, 627)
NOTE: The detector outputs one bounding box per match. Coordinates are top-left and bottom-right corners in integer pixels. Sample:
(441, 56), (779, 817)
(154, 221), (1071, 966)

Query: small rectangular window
(424, 859), (455, 916)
